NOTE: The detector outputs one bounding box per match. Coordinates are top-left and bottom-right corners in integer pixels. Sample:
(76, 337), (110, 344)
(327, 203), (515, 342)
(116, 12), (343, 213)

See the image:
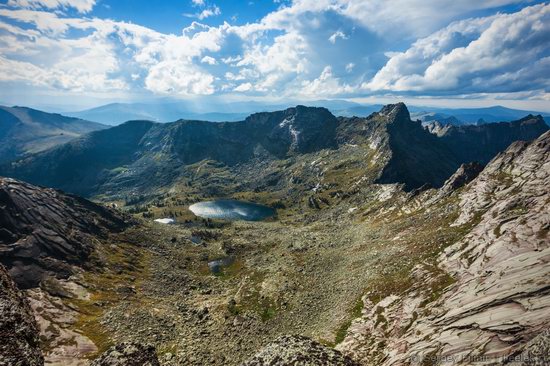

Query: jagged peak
(514, 113), (546, 125)
(378, 102), (411, 122)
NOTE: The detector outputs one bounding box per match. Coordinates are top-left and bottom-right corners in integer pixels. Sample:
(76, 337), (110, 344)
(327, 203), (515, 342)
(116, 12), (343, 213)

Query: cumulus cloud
(365, 3), (550, 94)
(198, 6), (221, 19)
(301, 66), (355, 96)
(234, 82), (252, 92)
(145, 61), (215, 95)
(201, 56), (217, 65)
(184, 5), (221, 20)
(0, 0), (547, 102)
(7, 0), (96, 13)
(328, 30), (348, 44)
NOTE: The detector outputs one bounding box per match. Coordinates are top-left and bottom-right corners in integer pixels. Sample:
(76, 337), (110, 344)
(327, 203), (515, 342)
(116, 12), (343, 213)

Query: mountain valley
(0, 103), (549, 366)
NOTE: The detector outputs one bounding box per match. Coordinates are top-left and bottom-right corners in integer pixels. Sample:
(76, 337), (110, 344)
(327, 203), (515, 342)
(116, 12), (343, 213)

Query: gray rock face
(510, 330), (550, 366)
(241, 335), (359, 366)
(374, 103), (461, 190)
(0, 263), (44, 365)
(91, 342), (160, 366)
(338, 131), (550, 365)
(438, 162), (484, 196)
(0, 177), (132, 288)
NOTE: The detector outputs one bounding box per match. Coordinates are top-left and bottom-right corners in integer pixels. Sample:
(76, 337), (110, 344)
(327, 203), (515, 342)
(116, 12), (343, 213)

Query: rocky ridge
(0, 177), (133, 288)
(425, 114), (548, 164)
(2, 104), (547, 198)
(337, 131), (550, 365)
(0, 105), (105, 163)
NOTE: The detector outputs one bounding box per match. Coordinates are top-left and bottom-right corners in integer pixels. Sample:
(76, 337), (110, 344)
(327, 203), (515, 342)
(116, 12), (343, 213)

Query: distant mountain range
(336, 104), (550, 125)
(66, 99), (550, 127)
(0, 106), (106, 163)
(2, 103), (547, 198)
(66, 99), (362, 125)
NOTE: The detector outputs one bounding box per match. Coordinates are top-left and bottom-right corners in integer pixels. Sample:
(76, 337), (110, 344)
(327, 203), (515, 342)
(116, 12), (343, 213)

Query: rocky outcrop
(374, 105), (547, 191)
(0, 177), (133, 288)
(438, 162), (484, 197)
(510, 330), (550, 366)
(241, 335), (359, 366)
(423, 120), (453, 137)
(374, 103), (461, 190)
(0, 263), (44, 365)
(91, 342), (160, 366)
(338, 131), (550, 365)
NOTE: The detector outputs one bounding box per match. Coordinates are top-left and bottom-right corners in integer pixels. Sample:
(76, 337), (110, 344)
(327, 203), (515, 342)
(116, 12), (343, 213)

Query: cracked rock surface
(0, 177), (132, 288)
(91, 342), (160, 366)
(338, 131), (550, 365)
(241, 335), (359, 366)
(0, 263), (44, 366)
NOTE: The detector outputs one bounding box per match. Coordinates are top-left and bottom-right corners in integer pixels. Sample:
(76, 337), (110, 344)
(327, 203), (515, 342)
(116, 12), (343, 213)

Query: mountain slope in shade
(1, 106), (339, 196)
(425, 114), (549, 164)
(1, 104), (548, 199)
(371, 103), (461, 190)
(0, 106), (106, 163)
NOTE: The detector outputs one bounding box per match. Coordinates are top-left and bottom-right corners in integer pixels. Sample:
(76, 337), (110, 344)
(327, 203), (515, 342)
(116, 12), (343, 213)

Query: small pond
(189, 200), (276, 221)
(207, 257), (235, 274)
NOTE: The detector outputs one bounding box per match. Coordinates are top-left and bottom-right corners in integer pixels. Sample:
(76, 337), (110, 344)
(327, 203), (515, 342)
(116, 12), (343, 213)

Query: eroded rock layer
(0, 263), (44, 365)
(0, 177), (132, 288)
(338, 131), (550, 365)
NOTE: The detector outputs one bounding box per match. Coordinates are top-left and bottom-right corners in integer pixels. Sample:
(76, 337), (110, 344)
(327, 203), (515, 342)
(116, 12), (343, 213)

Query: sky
(0, 0), (549, 112)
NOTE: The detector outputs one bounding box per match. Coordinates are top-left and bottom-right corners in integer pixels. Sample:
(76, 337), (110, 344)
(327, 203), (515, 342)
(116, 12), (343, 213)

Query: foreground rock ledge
(241, 335), (359, 366)
(91, 342), (160, 366)
(0, 263), (44, 365)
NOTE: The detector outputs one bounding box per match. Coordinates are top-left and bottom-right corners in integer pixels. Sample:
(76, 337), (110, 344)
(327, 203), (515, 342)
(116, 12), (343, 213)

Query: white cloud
(184, 5), (221, 20)
(145, 61), (215, 95)
(7, 0), (96, 13)
(328, 30), (348, 44)
(300, 65), (355, 96)
(0, 0), (547, 103)
(201, 55), (217, 65)
(365, 3), (550, 94)
(338, 0), (529, 39)
(199, 6), (221, 19)
(234, 82), (252, 92)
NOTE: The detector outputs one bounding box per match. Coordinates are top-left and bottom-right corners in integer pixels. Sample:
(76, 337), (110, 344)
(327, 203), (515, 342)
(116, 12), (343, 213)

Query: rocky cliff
(0, 177), (132, 288)
(0, 263), (44, 365)
(425, 114), (549, 164)
(337, 131), (550, 365)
